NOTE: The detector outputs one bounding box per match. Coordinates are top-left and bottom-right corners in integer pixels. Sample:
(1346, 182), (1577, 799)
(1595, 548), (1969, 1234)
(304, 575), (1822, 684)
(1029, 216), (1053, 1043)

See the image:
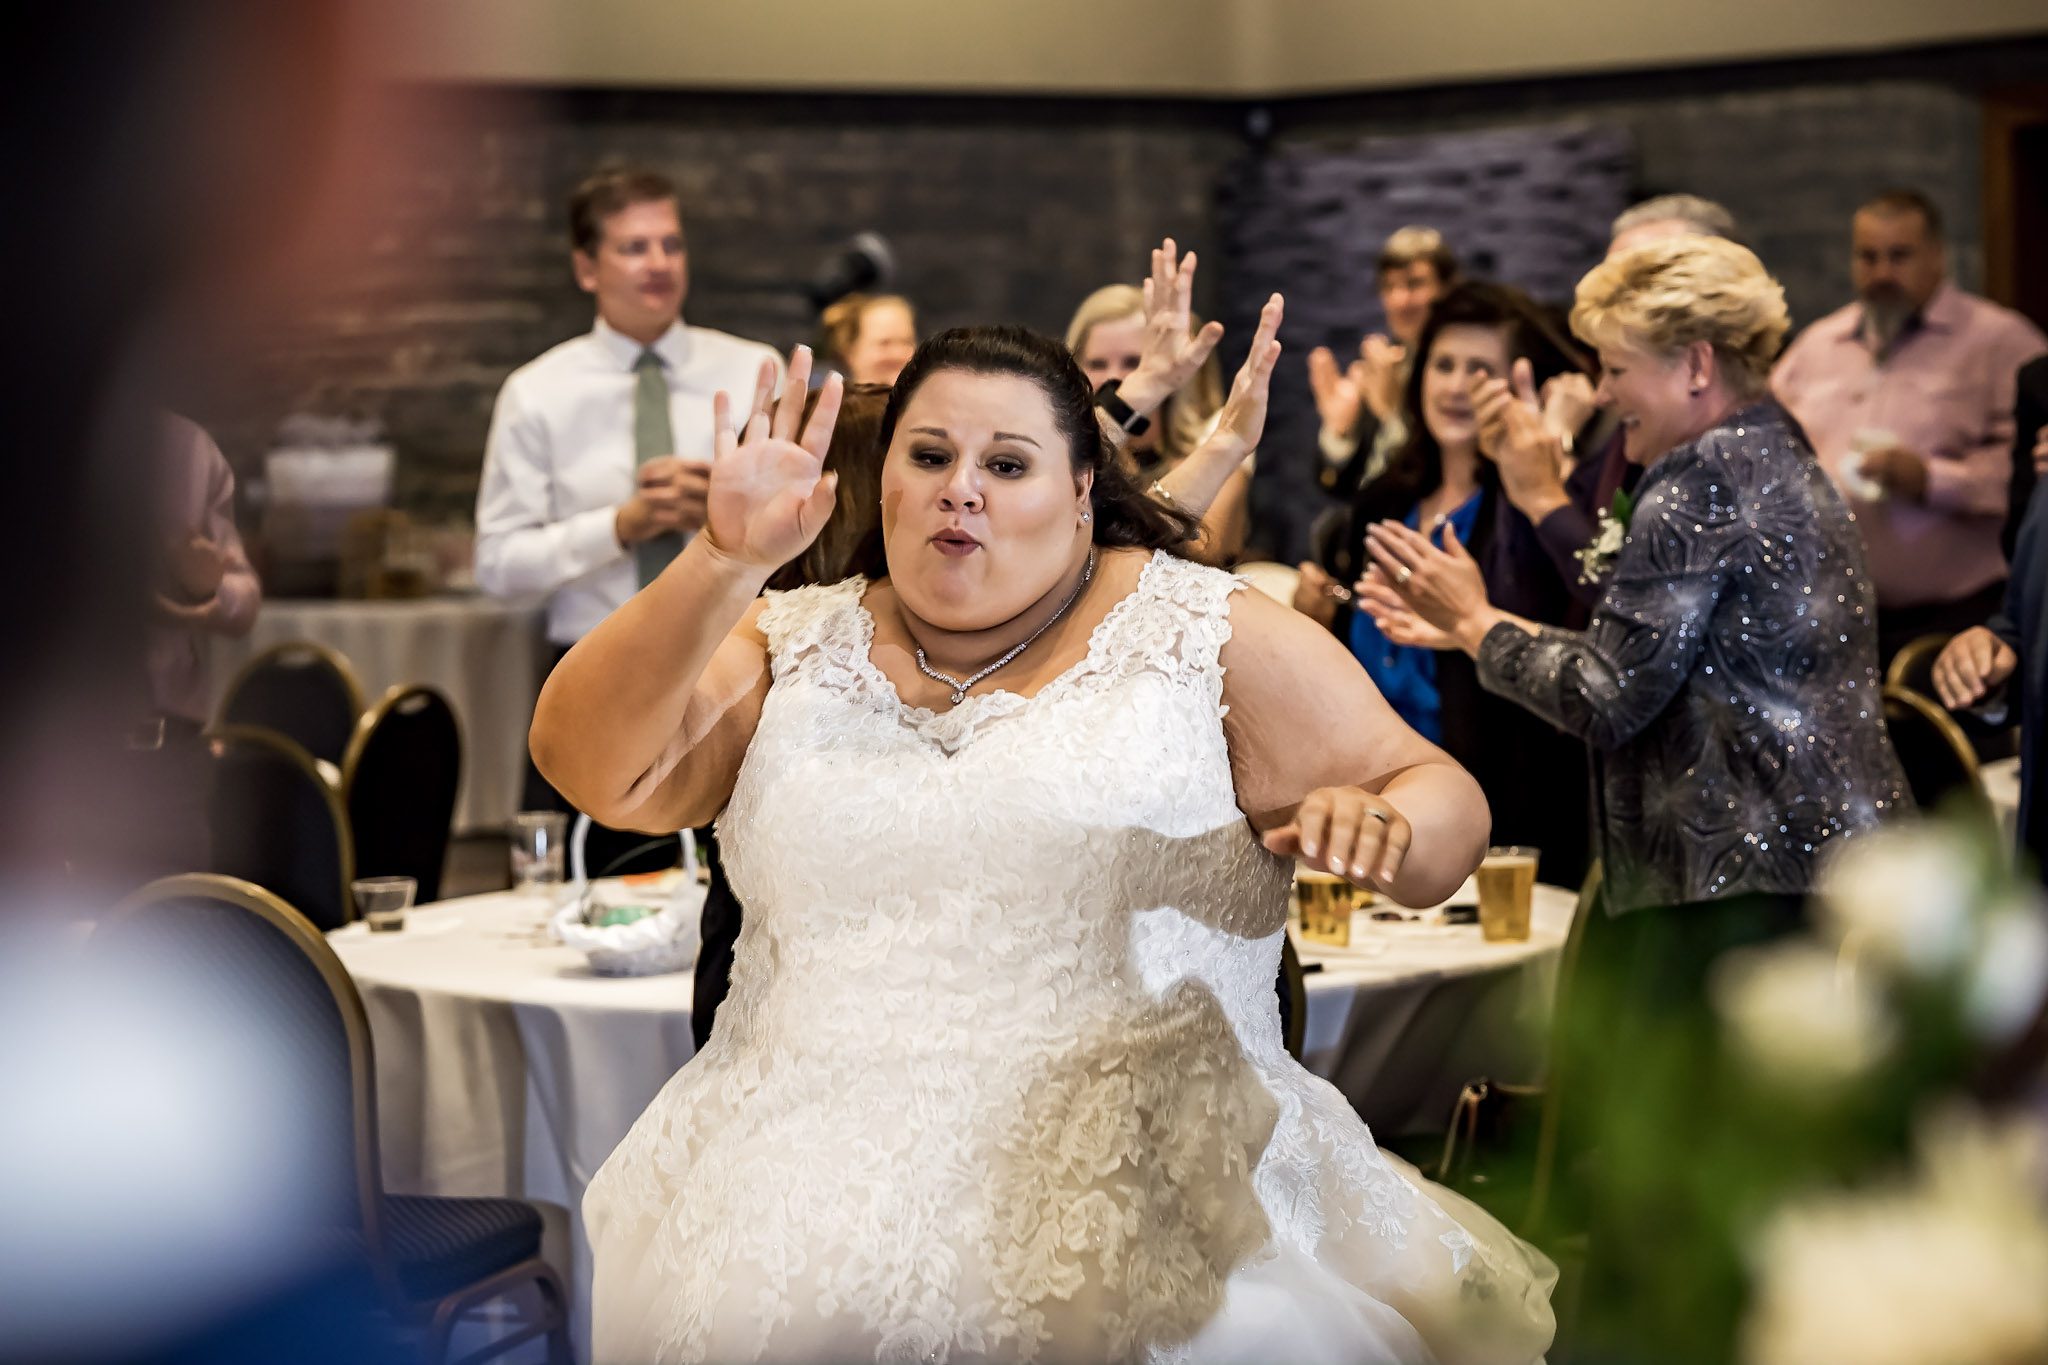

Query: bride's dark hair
(852, 326), (1200, 576)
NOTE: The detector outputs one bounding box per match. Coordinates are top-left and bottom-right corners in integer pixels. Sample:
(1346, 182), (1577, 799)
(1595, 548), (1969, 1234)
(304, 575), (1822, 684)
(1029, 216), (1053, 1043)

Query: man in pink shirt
(1772, 188), (2046, 664)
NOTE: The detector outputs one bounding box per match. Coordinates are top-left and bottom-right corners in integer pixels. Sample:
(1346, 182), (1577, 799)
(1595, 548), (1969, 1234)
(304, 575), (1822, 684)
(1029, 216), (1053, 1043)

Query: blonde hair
(1063, 284), (1224, 464)
(1571, 235), (1790, 397)
(819, 293), (916, 369)
(1377, 225), (1458, 282)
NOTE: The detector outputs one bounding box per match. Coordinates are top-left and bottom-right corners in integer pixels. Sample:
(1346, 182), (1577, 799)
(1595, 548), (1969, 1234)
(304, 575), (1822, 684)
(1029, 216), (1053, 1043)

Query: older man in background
(1773, 188), (2046, 664)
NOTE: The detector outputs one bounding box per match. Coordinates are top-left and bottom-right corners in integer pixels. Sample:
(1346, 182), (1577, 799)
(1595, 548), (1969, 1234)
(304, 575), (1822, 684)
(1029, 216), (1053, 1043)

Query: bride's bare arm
(532, 541), (775, 832)
(1221, 587), (1489, 906)
(531, 350), (844, 832)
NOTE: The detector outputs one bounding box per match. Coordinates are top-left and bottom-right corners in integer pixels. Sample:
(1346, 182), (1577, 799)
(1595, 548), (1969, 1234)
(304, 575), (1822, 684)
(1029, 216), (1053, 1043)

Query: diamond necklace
(911, 549), (1096, 705)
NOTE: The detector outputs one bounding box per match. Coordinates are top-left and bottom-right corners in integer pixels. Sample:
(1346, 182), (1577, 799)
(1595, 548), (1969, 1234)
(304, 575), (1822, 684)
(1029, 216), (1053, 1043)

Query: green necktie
(633, 348), (682, 587)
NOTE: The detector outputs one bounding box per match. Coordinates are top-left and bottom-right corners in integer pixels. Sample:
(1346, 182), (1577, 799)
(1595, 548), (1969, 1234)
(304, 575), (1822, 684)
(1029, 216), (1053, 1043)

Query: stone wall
(189, 39), (2048, 560)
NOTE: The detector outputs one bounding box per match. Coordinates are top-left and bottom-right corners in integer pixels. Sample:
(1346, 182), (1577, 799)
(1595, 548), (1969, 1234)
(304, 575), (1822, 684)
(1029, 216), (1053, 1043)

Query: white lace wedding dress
(584, 550), (1556, 1364)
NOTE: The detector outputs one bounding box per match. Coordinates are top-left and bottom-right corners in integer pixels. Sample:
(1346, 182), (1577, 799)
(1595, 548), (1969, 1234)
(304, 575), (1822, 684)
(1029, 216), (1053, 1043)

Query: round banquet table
(331, 877), (1575, 1358)
(210, 594), (547, 833)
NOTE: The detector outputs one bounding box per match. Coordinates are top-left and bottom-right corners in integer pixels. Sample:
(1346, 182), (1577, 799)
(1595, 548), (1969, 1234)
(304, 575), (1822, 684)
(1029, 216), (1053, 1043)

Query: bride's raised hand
(703, 346), (843, 572)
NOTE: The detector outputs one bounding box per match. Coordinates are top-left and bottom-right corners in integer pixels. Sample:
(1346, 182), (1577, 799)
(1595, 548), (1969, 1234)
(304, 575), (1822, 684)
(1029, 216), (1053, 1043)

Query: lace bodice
(582, 550), (1555, 1365)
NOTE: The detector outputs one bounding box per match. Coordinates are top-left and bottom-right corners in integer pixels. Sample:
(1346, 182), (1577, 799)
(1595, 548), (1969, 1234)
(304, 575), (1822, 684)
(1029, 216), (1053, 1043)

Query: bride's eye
(910, 447), (951, 468)
(987, 456), (1027, 478)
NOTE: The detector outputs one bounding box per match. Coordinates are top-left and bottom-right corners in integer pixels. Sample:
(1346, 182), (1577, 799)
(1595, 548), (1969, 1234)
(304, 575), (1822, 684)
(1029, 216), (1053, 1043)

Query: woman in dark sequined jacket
(1368, 235), (1909, 916)
(1364, 231), (1914, 1356)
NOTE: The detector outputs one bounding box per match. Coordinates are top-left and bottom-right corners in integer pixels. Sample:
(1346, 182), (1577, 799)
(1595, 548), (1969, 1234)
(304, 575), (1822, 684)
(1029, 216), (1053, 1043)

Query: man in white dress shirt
(476, 165), (781, 852)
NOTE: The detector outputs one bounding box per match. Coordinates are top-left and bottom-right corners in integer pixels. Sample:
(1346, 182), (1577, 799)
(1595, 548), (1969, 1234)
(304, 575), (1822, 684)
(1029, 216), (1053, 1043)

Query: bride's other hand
(703, 346), (844, 572)
(1262, 785), (1412, 891)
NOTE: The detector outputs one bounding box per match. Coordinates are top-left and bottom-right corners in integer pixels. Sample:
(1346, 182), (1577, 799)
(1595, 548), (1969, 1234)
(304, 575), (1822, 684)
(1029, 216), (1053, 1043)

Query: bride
(535, 301), (1556, 1363)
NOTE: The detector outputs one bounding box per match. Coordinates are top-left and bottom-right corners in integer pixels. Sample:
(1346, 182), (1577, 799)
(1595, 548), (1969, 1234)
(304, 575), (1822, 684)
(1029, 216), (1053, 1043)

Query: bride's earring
(1080, 511), (1093, 526)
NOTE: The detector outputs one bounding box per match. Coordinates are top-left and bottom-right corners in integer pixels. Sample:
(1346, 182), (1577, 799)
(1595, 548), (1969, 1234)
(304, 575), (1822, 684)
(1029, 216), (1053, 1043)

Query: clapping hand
(1354, 565), (1457, 649)
(1261, 786), (1413, 891)
(1119, 237), (1226, 418)
(1473, 358), (1571, 518)
(703, 347), (843, 572)
(1306, 344), (1368, 437)
(1365, 520), (1492, 636)
(1307, 332), (1404, 439)
(1356, 334), (1406, 423)
(1541, 371), (1596, 448)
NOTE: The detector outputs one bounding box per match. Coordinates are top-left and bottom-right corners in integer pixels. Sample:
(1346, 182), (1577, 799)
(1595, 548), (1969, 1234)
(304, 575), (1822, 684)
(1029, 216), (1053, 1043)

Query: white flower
(1814, 824), (1979, 976)
(1572, 507), (1628, 586)
(1964, 898), (2048, 1042)
(1710, 942), (1895, 1087)
(1743, 1110), (2048, 1365)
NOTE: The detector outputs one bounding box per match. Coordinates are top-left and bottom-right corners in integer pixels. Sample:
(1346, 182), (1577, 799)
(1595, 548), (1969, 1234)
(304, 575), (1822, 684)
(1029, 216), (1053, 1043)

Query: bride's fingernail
(1302, 840), (1318, 858)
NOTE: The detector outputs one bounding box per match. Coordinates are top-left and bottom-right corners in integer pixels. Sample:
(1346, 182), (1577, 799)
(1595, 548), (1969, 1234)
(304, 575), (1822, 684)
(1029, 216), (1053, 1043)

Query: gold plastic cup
(1475, 847), (1538, 942)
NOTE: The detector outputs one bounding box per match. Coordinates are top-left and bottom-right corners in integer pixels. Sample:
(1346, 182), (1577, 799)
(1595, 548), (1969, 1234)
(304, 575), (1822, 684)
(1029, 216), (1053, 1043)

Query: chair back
(94, 875), (391, 1281)
(1885, 632), (1953, 697)
(1522, 856), (1603, 1236)
(206, 726), (356, 930)
(1279, 931), (1308, 1061)
(218, 642), (365, 768)
(1882, 685), (1990, 816)
(1888, 631), (2019, 764)
(343, 686), (461, 904)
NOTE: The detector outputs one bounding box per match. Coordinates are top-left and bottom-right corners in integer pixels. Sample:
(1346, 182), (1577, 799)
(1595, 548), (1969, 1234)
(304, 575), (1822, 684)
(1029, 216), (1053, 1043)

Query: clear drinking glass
(352, 875), (417, 933)
(510, 810), (569, 898)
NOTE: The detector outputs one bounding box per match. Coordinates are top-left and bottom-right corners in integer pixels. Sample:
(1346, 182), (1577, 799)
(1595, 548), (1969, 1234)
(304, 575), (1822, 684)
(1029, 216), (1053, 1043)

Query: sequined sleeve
(1476, 440), (1750, 751)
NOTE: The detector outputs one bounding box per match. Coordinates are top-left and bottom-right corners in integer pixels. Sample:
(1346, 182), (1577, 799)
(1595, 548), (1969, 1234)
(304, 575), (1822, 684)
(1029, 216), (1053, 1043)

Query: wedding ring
(1394, 566), (1413, 585)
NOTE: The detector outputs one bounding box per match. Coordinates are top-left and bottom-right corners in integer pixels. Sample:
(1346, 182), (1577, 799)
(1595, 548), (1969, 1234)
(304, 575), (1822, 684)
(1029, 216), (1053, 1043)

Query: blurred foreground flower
(1742, 1108), (2048, 1365)
(1965, 897), (2048, 1042)
(1815, 820), (2048, 1045)
(1814, 823), (1980, 975)
(1710, 941), (1894, 1087)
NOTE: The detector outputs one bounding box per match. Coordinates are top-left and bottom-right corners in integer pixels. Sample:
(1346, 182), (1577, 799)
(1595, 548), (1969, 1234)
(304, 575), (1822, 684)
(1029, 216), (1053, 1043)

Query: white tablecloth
(1294, 883), (1577, 1138)
(211, 595), (546, 832)
(331, 879), (1573, 1355)
(1985, 755), (2022, 840)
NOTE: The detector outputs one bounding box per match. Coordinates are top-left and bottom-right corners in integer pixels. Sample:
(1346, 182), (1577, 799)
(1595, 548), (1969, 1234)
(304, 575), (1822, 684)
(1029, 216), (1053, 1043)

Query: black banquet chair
(206, 725), (356, 931)
(1882, 684), (1991, 817)
(345, 685), (463, 905)
(100, 874), (570, 1365)
(218, 641), (365, 771)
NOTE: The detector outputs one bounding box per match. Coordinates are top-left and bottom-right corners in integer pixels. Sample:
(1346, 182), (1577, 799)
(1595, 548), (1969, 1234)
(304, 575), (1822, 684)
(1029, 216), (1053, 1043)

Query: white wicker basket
(550, 817), (705, 977)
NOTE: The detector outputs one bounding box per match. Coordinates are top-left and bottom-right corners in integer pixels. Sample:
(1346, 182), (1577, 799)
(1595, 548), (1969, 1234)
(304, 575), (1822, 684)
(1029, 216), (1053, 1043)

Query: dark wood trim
(1982, 85), (2048, 314)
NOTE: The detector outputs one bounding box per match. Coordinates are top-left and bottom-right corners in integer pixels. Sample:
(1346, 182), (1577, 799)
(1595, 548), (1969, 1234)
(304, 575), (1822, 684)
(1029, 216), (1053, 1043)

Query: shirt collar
(591, 315), (690, 372)
(1917, 280), (1964, 333)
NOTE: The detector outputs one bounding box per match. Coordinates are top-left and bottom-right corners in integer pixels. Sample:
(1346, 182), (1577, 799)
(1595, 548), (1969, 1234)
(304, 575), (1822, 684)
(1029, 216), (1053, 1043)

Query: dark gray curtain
(1218, 121), (1633, 561)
